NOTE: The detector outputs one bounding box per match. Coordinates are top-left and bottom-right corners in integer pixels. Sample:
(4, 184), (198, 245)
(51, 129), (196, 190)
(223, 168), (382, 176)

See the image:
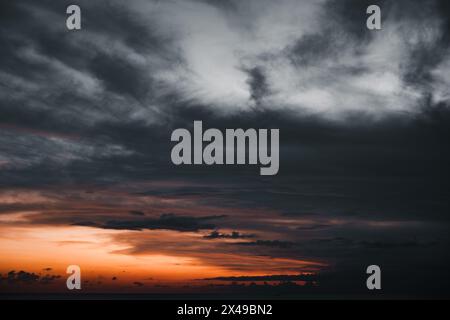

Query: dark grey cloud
(245, 67), (270, 105)
(1, 0), (449, 196)
(201, 274), (316, 282)
(233, 240), (296, 249)
(203, 230), (255, 240)
(311, 237), (439, 250)
(74, 213), (227, 232)
(129, 210), (145, 216)
(40, 274), (62, 285)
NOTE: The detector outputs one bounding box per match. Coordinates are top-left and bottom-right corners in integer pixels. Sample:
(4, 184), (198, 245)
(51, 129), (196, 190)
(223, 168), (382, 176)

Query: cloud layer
(1, 0), (450, 297)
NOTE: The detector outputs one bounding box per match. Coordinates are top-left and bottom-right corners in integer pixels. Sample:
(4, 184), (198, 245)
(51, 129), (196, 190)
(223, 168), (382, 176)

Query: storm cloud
(0, 0), (449, 297)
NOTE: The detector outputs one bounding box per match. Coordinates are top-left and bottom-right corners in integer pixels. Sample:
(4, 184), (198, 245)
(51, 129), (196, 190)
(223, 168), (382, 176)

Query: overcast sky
(0, 0), (449, 297)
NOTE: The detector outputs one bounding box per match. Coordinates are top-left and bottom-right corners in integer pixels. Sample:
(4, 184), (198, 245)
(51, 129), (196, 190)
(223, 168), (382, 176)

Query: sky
(0, 0), (450, 297)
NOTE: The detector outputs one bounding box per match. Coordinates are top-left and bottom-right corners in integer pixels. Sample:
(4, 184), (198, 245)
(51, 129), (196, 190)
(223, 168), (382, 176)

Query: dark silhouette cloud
(74, 213), (227, 232)
(233, 240), (296, 249)
(203, 230), (255, 240)
(129, 210), (145, 216)
(0, 270), (61, 285)
(201, 274), (317, 282)
(40, 274), (62, 285)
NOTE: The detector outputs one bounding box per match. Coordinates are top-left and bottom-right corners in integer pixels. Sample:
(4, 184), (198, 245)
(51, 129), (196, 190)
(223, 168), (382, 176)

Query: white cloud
(126, 0), (325, 112)
(431, 56), (450, 104)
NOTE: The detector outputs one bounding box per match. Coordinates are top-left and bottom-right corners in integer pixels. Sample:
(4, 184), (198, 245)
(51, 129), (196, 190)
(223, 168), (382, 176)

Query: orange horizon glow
(0, 223), (326, 291)
(0, 187), (328, 293)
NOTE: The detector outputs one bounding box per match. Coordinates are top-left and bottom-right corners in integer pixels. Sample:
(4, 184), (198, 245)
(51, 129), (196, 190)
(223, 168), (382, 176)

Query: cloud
(133, 281), (144, 287)
(6, 0), (448, 124)
(358, 239), (439, 249)
(0, 0), (450, 297)
(1, 0), (450, 190)
(40, 274), (62, 284)
(233, 240), (296, 249)
(129, 210), (145, 216)
(296, 224), (331, 231)
(203, 230), (255, 239)
(0, 270), (61, 285)
(74, 213), (227, 232)
(201, 273), (317, 282)
(2, 270), (39, 284)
